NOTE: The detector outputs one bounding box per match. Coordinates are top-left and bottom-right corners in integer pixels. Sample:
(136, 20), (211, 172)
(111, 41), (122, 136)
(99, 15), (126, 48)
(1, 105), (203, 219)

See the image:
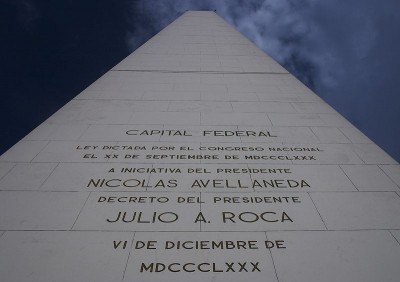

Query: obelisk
(0, 11), (400, 282)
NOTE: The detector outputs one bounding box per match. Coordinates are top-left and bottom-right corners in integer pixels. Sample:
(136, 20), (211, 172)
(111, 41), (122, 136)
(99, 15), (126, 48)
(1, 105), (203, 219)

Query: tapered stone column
(0, 11), (399, 282)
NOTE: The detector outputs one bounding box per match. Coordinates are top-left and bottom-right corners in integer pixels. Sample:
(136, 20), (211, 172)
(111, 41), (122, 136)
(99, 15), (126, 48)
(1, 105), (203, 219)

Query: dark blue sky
(1, 0), (400, 161)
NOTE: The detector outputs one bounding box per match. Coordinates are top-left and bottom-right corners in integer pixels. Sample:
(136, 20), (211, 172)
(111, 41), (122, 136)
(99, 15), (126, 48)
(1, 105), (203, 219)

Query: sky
(1, 0), (400, 161)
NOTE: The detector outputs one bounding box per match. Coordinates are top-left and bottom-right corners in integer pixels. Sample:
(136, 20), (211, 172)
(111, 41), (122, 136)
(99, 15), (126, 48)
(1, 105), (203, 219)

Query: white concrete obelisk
(0, 11), (399, 282)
